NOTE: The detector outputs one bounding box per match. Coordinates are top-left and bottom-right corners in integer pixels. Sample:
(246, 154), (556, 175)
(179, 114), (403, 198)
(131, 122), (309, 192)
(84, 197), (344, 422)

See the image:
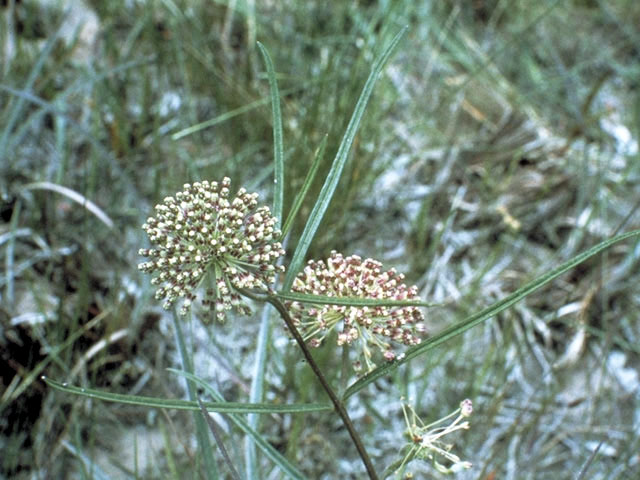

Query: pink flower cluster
(288, 251), (425, 372)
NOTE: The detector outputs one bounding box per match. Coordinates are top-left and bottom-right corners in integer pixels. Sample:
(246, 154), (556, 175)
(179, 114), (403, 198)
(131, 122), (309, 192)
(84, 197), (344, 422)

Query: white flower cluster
(139, 177), (285, 321)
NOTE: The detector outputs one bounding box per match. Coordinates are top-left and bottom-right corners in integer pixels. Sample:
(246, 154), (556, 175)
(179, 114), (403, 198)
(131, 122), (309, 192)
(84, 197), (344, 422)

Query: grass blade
(4, 199), (21, 306)
(343, 228), (640, 400)
(22, 182), (114, 229)
(171, 312), (219, 480)
(245, 305), (272, 480)
(257, 41), (284, 225)
(576, 440), (603, 480)
(170, 83), (317, 141)
(197, 396), (243, 480)
(282, 27), (408, 292)
(171, 369), (309, 480)
(0, 11), (66, 159)
(2, 311), (109, 412)
(280, 135), (327, 240)
(243, 40), (286, 480)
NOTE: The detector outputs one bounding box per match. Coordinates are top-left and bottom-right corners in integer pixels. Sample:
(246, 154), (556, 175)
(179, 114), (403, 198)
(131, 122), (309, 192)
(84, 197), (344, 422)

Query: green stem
(245, 291), (379, 480)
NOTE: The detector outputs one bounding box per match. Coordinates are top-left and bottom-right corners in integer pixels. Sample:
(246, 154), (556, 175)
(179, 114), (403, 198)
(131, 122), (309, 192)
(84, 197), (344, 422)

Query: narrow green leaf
(171, 98), (269, 140)
(246, 44), (285, 476)
(170, 83), (317, 141)
(282, 27), (408, 292)
(4, 199), (21, 306)
(280, 135), (327, 240)
(196, 396), (242, 480)
(171, 313), (218, 480)
(343, 228), (640, 400)
(42, 376), (331, 414)
(22, 182), (113, 228)
(159, 421), (180, 480)
(61, 440), (111, 480)
(171, 369), (309, 480)
(245, 305), (272, 480)
(275, 291), (437, 308)
(257, 42), (284, 226)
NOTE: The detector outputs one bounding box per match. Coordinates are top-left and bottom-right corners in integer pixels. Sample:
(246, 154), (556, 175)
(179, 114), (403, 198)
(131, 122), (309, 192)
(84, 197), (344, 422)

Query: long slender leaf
(282, 27), (408, 292)
(280, 135), (327, 240)
(171, 369), (309, 480)
(22, 182), (114, 228)
(275, 292), (437, 308)
(245, 305), (272, 480)
(197, 396), (243, 480)
(257, 42), (284, 226)
(172, 312), (218, 480)
(171, 83), (319, 141)
(61, 440), (111, 480)
(245, 42), (285, 479)
(42, 377), (331, 414)
(343, 228), (640, 400)
(4, 199), (20, 307)
(577, 440), (603, 480)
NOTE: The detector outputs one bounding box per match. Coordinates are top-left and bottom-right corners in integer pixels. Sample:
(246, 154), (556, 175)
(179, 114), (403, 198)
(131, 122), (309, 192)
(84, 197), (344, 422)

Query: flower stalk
(262, 291), (381, 480)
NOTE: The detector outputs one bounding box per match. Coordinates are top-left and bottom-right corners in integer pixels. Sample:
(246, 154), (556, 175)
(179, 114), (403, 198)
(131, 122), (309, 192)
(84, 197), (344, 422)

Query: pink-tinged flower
(287, 251), (425, 372)
(138, 177), (285, 321)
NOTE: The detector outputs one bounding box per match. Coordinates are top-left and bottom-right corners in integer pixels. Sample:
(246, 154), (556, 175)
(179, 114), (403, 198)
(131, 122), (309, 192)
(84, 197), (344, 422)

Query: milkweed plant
(138, 177), (455, 478)
(46, 28), (640, 480)
(134, 30), (462, 480)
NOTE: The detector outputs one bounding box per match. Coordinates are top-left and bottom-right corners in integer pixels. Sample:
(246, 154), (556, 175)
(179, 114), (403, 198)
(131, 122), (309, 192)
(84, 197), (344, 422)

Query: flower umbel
(138, 177), (285, 321)
(287, 251), (425, 372)
(390, 398), (473, 478)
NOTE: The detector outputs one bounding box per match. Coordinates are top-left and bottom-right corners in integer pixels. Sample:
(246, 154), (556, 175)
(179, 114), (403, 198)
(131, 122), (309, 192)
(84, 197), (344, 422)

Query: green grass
(1, 0), (640, 478)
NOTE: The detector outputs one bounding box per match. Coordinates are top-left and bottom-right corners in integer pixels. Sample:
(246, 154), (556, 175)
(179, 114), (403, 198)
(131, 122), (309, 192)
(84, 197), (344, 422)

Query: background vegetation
(1, 0), (639, 478)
